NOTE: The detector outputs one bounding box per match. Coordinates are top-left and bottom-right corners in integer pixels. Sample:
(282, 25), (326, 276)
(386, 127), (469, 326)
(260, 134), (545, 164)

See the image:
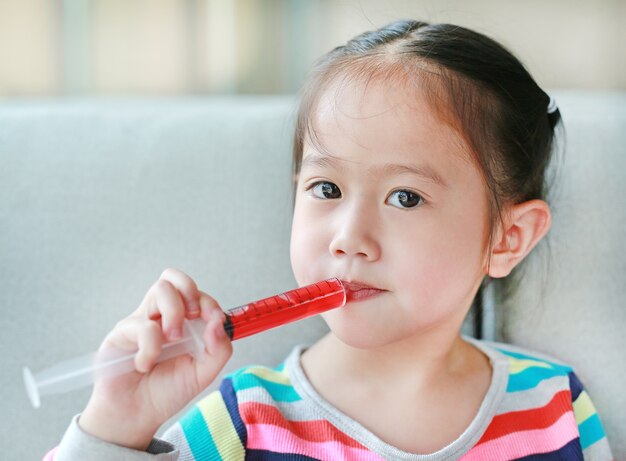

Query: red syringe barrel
(222, 278), (345, 341)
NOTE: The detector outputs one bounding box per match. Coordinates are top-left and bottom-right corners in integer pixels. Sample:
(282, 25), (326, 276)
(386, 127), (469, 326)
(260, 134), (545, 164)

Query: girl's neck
(303, 328), (487, 392)
(300, 330), (493, 454)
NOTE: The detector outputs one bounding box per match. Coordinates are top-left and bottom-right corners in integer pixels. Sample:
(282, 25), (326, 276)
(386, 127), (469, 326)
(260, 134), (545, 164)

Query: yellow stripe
(509, 358), (553, 375)
(243, 366), (291, 385)
(573, 390), (597, 425)
(197, 392), (245, 460)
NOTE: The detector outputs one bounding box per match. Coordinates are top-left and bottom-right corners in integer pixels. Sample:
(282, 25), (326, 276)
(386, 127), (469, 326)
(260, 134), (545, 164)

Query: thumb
(194, 308), (233, 389)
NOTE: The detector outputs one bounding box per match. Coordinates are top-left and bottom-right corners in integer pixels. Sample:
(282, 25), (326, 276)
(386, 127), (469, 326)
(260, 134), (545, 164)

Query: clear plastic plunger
(23, 318), (206, 408)
(23, 278), (345, 408)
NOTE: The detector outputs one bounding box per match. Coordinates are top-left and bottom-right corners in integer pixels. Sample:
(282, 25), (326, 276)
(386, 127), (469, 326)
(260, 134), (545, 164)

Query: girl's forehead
(315, 76), (430, 120)
(307, 77), (472, 167)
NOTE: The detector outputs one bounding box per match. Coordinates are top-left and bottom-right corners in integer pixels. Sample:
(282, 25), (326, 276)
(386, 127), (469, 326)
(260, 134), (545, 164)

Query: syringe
(23, 278), (345, 408)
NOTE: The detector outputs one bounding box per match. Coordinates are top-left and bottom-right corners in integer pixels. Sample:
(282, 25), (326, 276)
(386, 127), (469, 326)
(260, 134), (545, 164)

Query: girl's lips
(341, 281), (387, 302)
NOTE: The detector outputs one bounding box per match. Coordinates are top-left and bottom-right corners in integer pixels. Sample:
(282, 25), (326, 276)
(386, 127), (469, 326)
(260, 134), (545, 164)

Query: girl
(49, 20), (612, 460)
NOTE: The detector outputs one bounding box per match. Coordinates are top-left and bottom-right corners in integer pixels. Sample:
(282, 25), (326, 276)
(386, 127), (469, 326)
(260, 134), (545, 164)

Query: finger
(195, 310), (233, 388)
(148, 279), (186, 341)
(203, 308), (229, 356)
(102, 317), (143, 352)
(159, 268), (201, 318)
(134, 321), (164, 372)
(198, 291), (223, 323)
(101, 317), (164, 373)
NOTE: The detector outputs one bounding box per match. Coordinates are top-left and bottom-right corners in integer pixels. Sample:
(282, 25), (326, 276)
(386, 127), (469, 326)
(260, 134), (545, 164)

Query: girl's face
(290, 78), (491, 349)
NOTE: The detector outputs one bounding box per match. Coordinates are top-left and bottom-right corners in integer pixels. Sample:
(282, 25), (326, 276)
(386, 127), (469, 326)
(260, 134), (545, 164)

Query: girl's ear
(487, 200), (552, 278)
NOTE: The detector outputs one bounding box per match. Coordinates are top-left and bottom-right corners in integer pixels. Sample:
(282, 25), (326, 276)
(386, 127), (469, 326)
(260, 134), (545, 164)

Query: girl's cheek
(290, 212), (321, 282)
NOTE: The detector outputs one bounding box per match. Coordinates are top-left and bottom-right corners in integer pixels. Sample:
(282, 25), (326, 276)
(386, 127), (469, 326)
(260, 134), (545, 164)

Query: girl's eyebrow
(301, 154), (448, 188)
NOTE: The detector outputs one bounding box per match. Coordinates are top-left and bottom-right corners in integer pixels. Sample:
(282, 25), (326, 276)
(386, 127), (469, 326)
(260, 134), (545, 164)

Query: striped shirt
(160, 340), (613, 460)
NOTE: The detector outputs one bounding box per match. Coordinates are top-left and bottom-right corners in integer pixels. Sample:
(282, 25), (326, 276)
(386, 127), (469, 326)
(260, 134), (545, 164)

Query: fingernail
(169, 327), (182, 340)
(199, 298), (210, 321)
(211, 308), (225, 322)
(188, 301), (200, 314)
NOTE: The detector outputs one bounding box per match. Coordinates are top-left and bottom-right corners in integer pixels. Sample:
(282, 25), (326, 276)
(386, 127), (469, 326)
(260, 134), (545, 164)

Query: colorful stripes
(514, 438), (584, 461)
(171, 343), (611, 461)
(234, 366), (379, 459)
(179, 378), (245, 460)
(501, 350), (572, 393)
(231, 367), (301, 403)
(475, 390), (574, 445)
(240, 402), (366, 448)
(462, 411), (580, 460)
(464, 347), (608, 460)
(568, 371), (607, 450)
(245, 423), (386, 461)
(219, 378), (247, 446)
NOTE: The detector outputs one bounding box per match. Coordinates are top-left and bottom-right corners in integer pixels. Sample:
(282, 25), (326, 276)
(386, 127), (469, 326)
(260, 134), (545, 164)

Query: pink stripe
(42, 447), (58, 461)
(247, 423), (386, 461)
(460, 411), (578, 460)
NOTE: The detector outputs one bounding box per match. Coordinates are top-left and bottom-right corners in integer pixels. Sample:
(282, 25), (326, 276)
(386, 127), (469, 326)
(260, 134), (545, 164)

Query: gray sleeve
(53, 414), (179, 461)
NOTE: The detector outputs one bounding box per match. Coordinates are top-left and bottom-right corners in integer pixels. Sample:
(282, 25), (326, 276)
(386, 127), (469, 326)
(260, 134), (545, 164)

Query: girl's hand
(78, 268), (233, 451)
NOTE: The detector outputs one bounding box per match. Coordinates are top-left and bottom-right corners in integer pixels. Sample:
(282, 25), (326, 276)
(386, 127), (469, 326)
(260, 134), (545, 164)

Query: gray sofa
(1, 92), (624, 459)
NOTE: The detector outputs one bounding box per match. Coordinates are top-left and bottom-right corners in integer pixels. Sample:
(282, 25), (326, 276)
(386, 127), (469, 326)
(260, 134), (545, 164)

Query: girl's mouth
(341, 280), (387, 303)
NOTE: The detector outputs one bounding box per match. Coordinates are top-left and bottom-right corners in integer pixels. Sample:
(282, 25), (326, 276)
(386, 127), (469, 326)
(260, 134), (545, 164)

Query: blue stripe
(246, 449), (320, 461)
(579, 413), (606, 449)
(220, 377), (247, 447)
(179, 405), (222, 461)
(514, 437), (583, 460)
(232, 373), (301, 402)
(497, 348), (572, 373)
(568, 371), (584, 401)
(506, 365), (570, 392)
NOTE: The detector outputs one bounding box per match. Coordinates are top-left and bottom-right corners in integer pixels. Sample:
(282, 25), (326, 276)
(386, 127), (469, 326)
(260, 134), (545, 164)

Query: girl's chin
(321, 310), (404, 350)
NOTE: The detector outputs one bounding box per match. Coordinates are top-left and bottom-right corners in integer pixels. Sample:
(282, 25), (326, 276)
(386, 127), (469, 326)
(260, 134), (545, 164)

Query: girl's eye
(387, 190), (424, 209)
(309, 181), (342, 199)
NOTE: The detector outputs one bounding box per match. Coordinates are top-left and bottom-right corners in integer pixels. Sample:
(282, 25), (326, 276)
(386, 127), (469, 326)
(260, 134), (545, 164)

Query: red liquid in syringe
(223, 278), (345, 340)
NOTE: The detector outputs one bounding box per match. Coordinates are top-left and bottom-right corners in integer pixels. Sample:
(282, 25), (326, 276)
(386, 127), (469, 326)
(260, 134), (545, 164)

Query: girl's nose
(328, 206), (381, 262)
